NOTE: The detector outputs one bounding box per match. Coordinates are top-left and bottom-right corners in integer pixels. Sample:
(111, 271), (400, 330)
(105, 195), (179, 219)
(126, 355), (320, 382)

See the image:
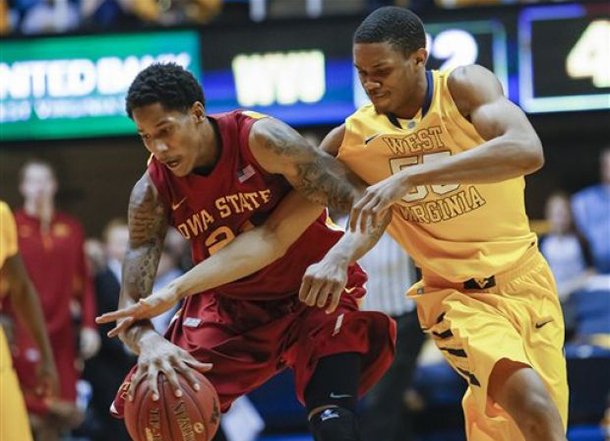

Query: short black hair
(125, 63), (205, 118)
(354, 6), (426, 55)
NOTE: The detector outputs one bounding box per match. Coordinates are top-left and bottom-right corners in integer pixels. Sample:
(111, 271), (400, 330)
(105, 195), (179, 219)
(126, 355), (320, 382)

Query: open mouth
(166, 159), (181, 170)
(369, 92), (388, 102)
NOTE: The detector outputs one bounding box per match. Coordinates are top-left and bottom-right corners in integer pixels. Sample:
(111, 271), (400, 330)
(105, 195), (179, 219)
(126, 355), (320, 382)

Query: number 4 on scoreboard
(566, 20), (610, 88)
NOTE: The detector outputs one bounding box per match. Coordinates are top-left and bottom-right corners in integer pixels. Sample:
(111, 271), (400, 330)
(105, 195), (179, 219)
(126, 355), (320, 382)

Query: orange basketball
(124, 371), (220, 441)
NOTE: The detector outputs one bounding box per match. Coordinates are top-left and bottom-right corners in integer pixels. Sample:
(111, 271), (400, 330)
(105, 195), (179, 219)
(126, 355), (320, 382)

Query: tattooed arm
(249, 118), (365, 212)
(118, 172), (211, 400)
(117, 172), (168, 353)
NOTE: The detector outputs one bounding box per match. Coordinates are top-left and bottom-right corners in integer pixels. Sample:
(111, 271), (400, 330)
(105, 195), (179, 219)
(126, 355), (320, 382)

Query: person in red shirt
(97, 62), (395, 441)
(7, 160), (100, 441)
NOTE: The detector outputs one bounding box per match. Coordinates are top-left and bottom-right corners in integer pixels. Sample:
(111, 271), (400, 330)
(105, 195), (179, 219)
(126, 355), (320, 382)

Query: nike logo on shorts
(535, 318), (553, 329)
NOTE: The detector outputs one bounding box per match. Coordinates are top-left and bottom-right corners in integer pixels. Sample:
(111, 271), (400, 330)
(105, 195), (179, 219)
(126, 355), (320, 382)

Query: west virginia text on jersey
(339, 70), (536, 282)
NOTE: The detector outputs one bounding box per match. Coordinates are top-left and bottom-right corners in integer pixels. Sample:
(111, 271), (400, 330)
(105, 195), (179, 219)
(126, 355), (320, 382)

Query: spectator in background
(0, 200), (59, 441)
(5, 159), (100, 441)
(572, 147), (610, 274)
(84, 237), (108, 277)
(128, 0), (222, 26)
(539, 192), (595, 340)
(80, 0), (140, 30)
(163, 222), (193, 272)
(18, 0), (80, 34)
(0, 0), (15, 33)
(357, 229), (425, 441)
(540, 192), (595, 302)
(84, 218), (135, 441)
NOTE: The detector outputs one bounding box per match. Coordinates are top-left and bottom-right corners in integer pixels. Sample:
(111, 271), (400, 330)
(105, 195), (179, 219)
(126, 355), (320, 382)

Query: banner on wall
(0, 31), (201, 140)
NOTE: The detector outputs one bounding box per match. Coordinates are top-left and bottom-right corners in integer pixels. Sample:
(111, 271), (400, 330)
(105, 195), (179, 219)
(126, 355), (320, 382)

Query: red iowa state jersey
(148, 110), (346, 300)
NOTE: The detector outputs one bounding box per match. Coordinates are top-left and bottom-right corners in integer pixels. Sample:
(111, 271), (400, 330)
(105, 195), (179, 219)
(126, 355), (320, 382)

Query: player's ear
(191, 102), (206, 123)
(413, 48), (428, 67)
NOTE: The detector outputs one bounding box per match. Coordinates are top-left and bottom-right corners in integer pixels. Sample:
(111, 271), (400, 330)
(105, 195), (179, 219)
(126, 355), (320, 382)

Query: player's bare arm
(116, 171), (168, 352)
(118, 172), (211, 400)
(299, 210), (392, 314)
(318, 124), (346, 158)
(2, 253), (59, 398)
(98, 191), (324, 326)
(351, 65), (544, 231)
(249, 117), (365, 212)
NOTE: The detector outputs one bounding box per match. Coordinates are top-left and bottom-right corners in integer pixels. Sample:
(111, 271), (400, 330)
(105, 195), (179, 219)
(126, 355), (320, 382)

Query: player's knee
(492, 364), (564, 438)
(308, 406), (360, 441)
(516, 390), (558, 428)
(500, 374), (556, 421)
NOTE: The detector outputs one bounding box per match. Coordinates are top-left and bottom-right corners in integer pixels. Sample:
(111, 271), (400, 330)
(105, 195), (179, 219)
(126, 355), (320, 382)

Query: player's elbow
(518, 137), (544, 175)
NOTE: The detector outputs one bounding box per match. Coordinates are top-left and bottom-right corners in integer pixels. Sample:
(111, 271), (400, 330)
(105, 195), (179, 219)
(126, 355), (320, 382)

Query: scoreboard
(0, 2), (608, 141)
(519, 3), (610, 113)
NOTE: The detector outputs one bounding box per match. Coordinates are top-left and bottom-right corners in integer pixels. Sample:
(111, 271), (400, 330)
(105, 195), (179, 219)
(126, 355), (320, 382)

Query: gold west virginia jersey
(338, 70), (537, 282)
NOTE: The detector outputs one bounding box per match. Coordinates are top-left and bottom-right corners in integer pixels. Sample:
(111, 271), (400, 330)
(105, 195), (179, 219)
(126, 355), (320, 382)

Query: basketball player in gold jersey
(298, 6), (568, 441)
(0, 201), (58, 441)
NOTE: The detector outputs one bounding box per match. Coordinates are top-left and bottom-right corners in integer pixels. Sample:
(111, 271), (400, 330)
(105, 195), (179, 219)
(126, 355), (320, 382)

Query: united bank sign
(0, 31), (200, 140)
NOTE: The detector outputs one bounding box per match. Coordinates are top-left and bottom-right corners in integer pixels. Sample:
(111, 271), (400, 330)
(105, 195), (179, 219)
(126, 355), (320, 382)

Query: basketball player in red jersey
(101, 63), (395, 441)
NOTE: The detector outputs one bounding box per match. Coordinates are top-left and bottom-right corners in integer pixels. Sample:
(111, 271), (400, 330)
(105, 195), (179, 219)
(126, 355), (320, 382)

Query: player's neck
(392, 71), (428, 120)
(193, 118), (221, 175)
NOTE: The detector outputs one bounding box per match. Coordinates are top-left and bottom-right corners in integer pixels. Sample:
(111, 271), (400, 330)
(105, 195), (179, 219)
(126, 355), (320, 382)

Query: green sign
(0, 31), (201, 141)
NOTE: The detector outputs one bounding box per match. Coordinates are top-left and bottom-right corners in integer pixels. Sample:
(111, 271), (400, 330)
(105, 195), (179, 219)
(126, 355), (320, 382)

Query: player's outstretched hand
(350, 174), (405, 233)
(96, 285), (182, 338)
(130, 333), (212, 402)
(299, 258), (348, 314)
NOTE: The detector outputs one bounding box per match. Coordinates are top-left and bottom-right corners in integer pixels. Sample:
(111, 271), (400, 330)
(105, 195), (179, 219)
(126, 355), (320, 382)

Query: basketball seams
(124, 371), (219, 441)
(182, 381), (209, 440)
(160, 375), (181, 441)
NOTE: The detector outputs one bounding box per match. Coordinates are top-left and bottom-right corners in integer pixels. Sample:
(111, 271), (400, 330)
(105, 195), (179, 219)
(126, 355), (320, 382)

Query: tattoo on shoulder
(260, 121), (296, 156)
(260, 120), (363, 211)
(295, 159), (359, 213)
(128, 176), (168, 245)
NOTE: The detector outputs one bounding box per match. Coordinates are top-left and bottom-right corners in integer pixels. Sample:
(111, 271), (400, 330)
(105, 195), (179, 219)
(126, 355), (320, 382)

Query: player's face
(20, 164), (57, 205)
(354, 42), (426, 117)
(106, 225), (129, 263)
(132, 102), (205, 177)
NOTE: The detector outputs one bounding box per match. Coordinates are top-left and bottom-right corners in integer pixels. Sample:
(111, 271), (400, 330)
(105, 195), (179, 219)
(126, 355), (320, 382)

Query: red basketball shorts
(112, 264), (396, 414)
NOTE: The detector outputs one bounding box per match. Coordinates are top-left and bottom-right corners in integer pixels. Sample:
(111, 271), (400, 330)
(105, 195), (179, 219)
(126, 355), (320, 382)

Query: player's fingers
(359, 198), (379, 233)
(315, 284), (331, 309)
(145, 366), (161, 401)
(174, 361), (201, 392)
(184, 359), (213, 374)
(304, 278), (324, 307)
(299, 276), (313, 302)
(96, 307), (134, 324)
(162, 361), (183, 398)
(128, 367), (145, 401)
(107, 317), (135, 338)
(349, 203), (364, 232)
(325, 286), (344, 314)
